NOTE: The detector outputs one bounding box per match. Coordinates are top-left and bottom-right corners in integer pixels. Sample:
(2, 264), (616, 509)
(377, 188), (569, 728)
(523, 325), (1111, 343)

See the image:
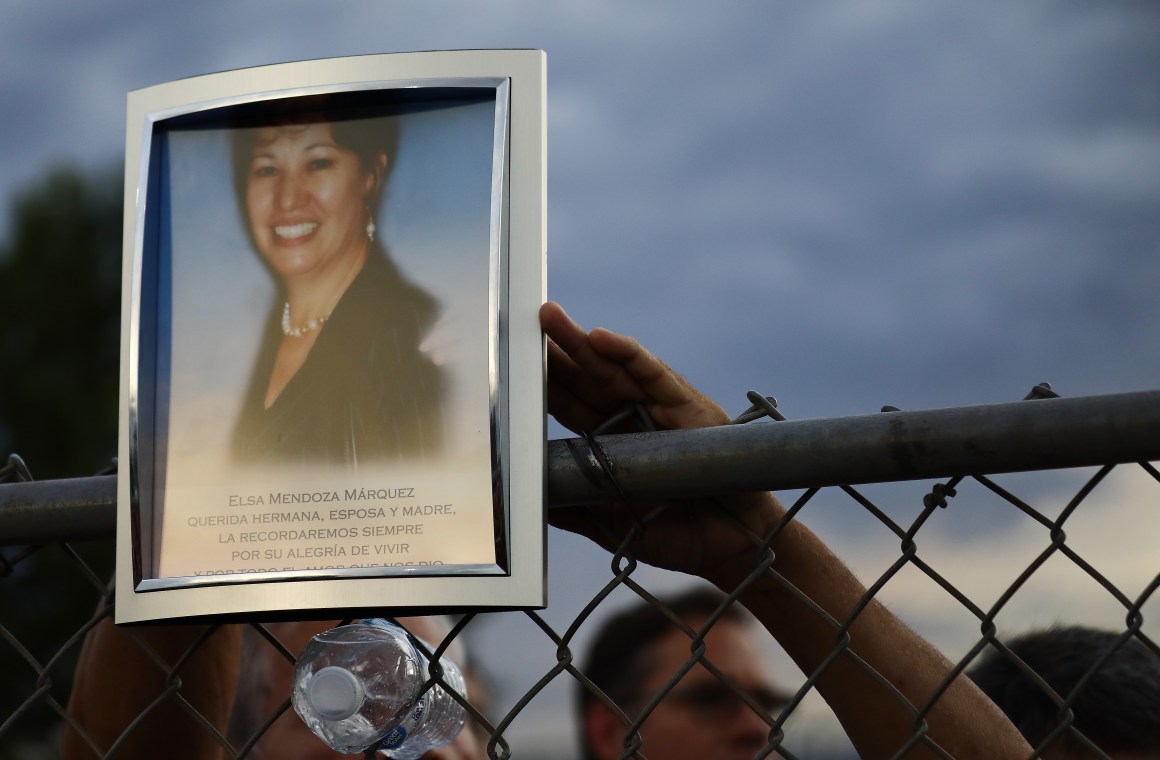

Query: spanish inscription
(157, 479), (487, 579)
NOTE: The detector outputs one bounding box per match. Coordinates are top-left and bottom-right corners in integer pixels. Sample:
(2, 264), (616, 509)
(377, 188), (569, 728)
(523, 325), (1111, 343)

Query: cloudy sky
(2, 2), (1158, 756)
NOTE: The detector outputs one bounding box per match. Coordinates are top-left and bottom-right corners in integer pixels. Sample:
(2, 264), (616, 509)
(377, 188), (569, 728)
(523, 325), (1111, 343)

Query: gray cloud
(2, 1), (1158, 753)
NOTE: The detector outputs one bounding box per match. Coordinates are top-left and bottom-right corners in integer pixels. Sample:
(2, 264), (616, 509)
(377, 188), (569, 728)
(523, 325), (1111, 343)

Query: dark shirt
(233, 248), (444, 468)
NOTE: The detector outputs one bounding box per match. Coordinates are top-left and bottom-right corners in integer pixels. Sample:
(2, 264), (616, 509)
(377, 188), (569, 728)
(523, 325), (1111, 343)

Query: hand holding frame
(540, 300), (779, 587)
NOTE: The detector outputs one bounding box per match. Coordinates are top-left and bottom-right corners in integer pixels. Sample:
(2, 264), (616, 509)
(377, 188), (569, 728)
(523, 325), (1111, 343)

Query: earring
(366, 218), (376, 242)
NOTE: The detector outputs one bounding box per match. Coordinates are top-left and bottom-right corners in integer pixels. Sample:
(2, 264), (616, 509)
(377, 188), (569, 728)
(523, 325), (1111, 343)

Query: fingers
(540, 302), (729, 432)
(544, 325), (617, 433)
(586, 327), (728, 429)
(541, 303), (647, 433)
(541, 302), (648, 402)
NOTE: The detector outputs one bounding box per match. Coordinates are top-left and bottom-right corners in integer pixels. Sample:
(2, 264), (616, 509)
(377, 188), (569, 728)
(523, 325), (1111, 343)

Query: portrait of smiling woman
(229, 102), (445, 468)
(129, 71), (524, 583)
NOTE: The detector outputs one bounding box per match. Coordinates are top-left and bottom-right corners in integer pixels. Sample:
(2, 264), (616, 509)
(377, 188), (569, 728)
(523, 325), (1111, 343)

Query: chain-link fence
(2, 386), (1159, 760)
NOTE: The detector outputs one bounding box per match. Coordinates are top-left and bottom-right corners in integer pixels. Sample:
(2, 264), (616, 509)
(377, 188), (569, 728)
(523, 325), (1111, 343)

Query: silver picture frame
(116, 50), (546, 623)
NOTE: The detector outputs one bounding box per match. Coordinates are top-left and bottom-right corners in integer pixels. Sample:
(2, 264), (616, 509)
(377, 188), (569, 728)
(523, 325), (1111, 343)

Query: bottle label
(380, 725), (407, 749)
(380, 697), (427, 750)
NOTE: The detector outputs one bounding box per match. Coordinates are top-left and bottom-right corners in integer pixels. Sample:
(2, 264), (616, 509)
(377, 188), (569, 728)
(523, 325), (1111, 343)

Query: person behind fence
(63, 616), (487, 760)
(578, 586), (793, 760)
(229, 96), (444, 467)
(968, 625), (1160, 759)
(65, 302), (1033, 758)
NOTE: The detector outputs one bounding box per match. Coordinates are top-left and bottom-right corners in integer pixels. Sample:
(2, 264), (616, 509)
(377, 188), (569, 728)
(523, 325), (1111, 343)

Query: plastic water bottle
(291, 618), (467, 757)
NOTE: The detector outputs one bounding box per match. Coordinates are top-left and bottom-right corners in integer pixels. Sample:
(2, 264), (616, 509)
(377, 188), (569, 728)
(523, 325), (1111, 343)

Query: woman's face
(244, 121), (380, 282)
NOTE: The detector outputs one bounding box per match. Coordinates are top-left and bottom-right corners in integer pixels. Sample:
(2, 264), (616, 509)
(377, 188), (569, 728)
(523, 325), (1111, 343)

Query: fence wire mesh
(1, 386), (1158, 760)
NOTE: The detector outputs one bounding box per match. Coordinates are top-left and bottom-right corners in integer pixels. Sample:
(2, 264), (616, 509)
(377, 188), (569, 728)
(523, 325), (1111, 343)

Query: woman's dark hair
(227, 93), (400, 239)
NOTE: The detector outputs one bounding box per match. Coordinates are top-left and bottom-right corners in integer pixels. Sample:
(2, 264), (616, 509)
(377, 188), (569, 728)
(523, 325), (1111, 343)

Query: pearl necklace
(281, 302), (330, 337)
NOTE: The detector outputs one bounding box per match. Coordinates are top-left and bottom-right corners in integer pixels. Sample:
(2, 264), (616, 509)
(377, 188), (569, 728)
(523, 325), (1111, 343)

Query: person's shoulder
(356, 248), (440, 329)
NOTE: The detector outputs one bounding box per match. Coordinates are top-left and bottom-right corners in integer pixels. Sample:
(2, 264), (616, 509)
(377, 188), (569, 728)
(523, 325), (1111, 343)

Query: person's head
(229, 98), (398, 285)
(232, 616), (486, 760)
(969, 626), (1160, 760)
(578, 587), (787, 760)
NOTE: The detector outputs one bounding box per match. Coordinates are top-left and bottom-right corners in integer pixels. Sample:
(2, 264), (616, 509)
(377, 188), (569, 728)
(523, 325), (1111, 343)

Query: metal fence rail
(2, 387), (1159, 760)
(4, 390), (1159, 540)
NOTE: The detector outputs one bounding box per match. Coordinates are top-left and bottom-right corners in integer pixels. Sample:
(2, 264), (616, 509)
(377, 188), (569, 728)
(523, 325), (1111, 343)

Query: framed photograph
(116, 50), (546, 623)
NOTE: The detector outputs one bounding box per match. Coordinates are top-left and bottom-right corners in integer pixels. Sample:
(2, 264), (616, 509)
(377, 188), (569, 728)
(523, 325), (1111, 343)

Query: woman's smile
(274, 221), (320, 241)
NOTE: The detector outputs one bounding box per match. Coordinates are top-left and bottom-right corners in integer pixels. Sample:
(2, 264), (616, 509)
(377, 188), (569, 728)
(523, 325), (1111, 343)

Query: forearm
(63, 618), (242, 760)
(538, 303), (1030, 755)
(715, 494), (1030, 759)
